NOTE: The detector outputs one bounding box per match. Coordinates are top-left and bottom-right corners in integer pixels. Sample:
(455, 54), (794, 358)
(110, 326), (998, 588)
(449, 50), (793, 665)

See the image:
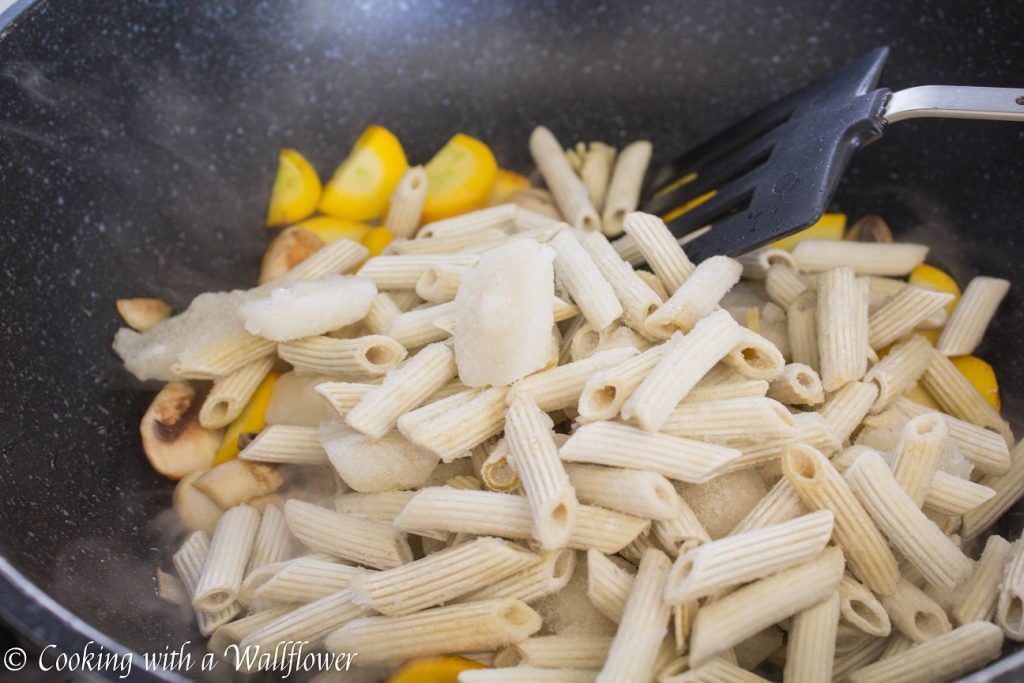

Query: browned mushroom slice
(141, 381), (221, 479)
(192, 459), (284, 509)
(116, 297), (171, 332)
(258, 226), (323, 284)
(845, 214), (893, 243)
(173, 469), (224, 535)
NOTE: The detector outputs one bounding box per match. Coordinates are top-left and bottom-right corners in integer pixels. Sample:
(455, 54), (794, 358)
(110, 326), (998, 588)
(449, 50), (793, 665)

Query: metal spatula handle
(884, 86), (1024, 123)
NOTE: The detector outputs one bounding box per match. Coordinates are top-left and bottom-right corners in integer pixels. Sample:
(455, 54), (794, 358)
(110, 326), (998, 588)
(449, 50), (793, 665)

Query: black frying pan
(1, 1), (1024, 681)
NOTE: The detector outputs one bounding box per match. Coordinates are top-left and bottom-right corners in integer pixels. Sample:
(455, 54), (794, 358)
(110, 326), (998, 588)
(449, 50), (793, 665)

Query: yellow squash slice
(952, 355), (1001, 411)
(319, 125), (408, 221)
(909, 264), (961, 315)
(770, 213), (846, 251)
(362, 226), (395, 257)
(214, 370), (280, 465)
(422, 134), (498, 223)
(487, 169), (531, 206)
(266, 149), (322, 227)
(293, 215), (373, 244)
(386, 656), (486, 683)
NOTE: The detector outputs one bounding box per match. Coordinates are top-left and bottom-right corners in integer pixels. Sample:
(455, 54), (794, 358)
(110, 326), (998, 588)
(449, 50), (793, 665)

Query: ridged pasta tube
(920, 348), (1011, 443)
(284, 499), (412, 570)
(254, 556), (361, 605)
(868, 285), (954, 350)
(937, 276), (1010, 356)
(767, 363), (824, 406)
(791, 240), (928, 276)
(845, 622), (1002, 683)
(891, 398), (1011, 476)
(952, 534), (1011, 626)
(622, 211), (695, 293)
(239, 425), (327, 465)
(862, 335), (932, 412)
(278, 238), (369, 282)
(172, 531), (241, 636)
(880, 578), (951, 642)
(838, 574), (892, 637)
(193, 505), (260, 612)
(398, 387), (509, 462)
(566, 464), (679, 520)
(384, 165), (428, 239)
(997, 542), (1024, 640)
(891, 413), (948, 507)
(817, 267), (868, 391)
(314, 381), (375, 418)
(787, 290), (819, 369)
(199, 355), (275, 428)
(358, 254), (479, 289)
(820, 381), (879, 444)
(240, 589), (369, 654)
(577, 341), (669, 422)
(645, 256), (743, 338)
(386, 301), (456, 349)
(729, 477), (808, 535)
(602, 141), (652, 237)
(530, 127), (601, 231)
(661, 396), (798, 443)
(586, 549), (634, 623)
(549, 229), (623, 330)
(495, 634), (612, 670)
(784, 591), (841, 683)
(278, 335), (407, 377)
(765, 262), (807, 309)
(579, 230), (663, 332)
(508, 347), (637, 413)
(459, 549), (576, 605)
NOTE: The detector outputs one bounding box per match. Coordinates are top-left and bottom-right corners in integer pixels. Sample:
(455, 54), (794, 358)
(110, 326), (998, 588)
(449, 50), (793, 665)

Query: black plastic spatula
(641, 47), (1024, 262)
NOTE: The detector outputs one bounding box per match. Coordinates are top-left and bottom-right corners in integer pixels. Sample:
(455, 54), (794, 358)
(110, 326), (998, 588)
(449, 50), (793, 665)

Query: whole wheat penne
(315, 381), (375, 418)
(765, 263), (807, 309)
(846, 621), (1003, 683)
(586, 549), (635, 623)
(240, 589), (369, 656)
(622, 211), (696, 292)
(385, 166), (428, 239)
(623, 309), (745, 431)
(325, 598), (541, 666)
(504, 395), (579, 549)
(997, 541), (1024, 640)
(386, 301), (456, 349)
(207, 605), (293, 656)
(785, 590), (841, 683)
(661, 396), (798, 443)
(820, 381), (879, 444)
(729, 477), (808, 535)
(531, 127), (601, 231)
(782, 444), (899, 594)
(792, 240), (928, 276)
(566, 464), (679, 520)
(839, 574), (892, 637)
(891, 413), (948, 507)
(920, 348), (1011, 443)
(602, 141), (653, 236)
(284, 499), (412, 570)
(689, 546), (845, 667)
(767, 363), (824, 406)
(577, 341), (670, 422)
(459, 548), (576, 604)
(199, 355), (276, 428)
(278, 334), (407, 377)
(495, 634), (612, 670)
(868, 285), (954, 350)
(394, 487), (648, 554)
(845, 451), (973, 590)
(508, 347), (638, 413)
(596, 548), (673, 683)
(549, 229), (623, 330)
(953, 534), (1011, 625)
(863, 335), (932, 412)
(254, 556), (361, 605)
(891, 398), (1011, 476)
(358, 254), (479, 290)
(345, 341), (456, 439)
(579, 230), (663, 331)
(399, 387), (508, 462)
(560, 421), (740, 483)
(817, 267), (868, 391)
(787, 290), (819, 369)
(350, 537), (537, 615)
(645, 256), (743, 338)
(172, 531), (241, 637)
(937, 276), (1011, 356)
(880, 578), (952, 642)
(172, 331), (277, 380)
(193, 505), (260, 612)
(239, 425), (327, 465)
(664, 510), (834, 603)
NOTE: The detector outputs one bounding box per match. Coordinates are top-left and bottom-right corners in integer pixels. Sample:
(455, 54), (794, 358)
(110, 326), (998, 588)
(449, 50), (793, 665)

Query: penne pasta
(845, 622), (1003, 683)
(819, 380), (879, 444)
(816, 267), (868, 391)
(278, 238), (369, 282)
(560, 421), (740, 483)
(458, 548), (576, 605)
(782, 444), (899, 594)
(953, 534), (1011, 626)
(386, 301), (456, 349)
(358, 254), (479, 290)
(314, 381), (375, 418)
(890, 398), (1011, 476)
(787, 289), (819, 370)
(577, 341), (669, 422)
(172, 331), (276, 380)
(415, 263), (466, 302)
(278, 334), (407, 377)
(937, 276), (1010, 356)
(661, 396), (798, 444)
(399, 387), (509, 462)
(862, 334), (932, 412)
(765, 262), (807, 309)
(495, 634), (612, 670)
(729, 477), (808, 535)
(997, 541), (1024, 640)
(479, 439), (519, 492)
(722, 327), (787, 381)
(284, 499), (412, 570)
(417, 204), (518, 239)
(579, 230), (663, 332)
(530, 127), (601, 231)
(199, 355), (276, 428)
(172, 531), (241, 637)
(240, 589), (369, 655)
(767, 363), (824, 406)
(665, 658), (771, 683)
(688, 546), (845, 667)
(503, 395), (579, 549)
(879, 578), (952, 642)
(622, 211), (695, 293)
(890, 413), (948, 507)
(596, 548), (673, 683)
(245, 504), (294, 575)
(784, 590), (841, 683)
(868, 285), (954, 351)
(323, 598), (542, 666)
(602, 141), (653, 236)
(192, 505), (260, 613)
(207, 606), (293, 656)
(239, 425), (328, 465)
(663, 510), (834, 603)
(254, 556), (361, 605)
(920, 348), (1012, 443)
(645, 256), (743, 338)
(586, 549), (635, 623)
(792, 240), (928, 276)
(549, 229), (623, 330)
(845, 451), (973, 590)
(385, 165), (428, 239)
(622, 309), (745, 431)
(839, 573), (892, 637)
(508, 347), (638, 413)
(345, 341), (456, 439)
(566, 464), (679, 520)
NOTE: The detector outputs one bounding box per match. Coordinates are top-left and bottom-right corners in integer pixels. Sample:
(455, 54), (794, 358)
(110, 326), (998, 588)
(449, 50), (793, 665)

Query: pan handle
(883, 85), (1024, 124)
